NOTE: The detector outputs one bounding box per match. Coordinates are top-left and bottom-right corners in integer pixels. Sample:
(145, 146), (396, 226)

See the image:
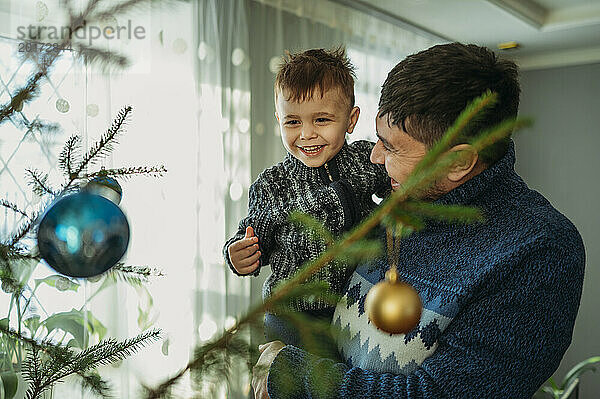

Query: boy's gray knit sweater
(223, 140), (389, 311)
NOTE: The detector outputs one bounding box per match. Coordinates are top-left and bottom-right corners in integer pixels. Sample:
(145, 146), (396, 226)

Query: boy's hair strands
(274, 46), (356, 109)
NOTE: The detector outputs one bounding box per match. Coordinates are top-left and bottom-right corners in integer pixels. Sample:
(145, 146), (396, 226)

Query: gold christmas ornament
(365, 266), (422, 334)
(365, 227), (423, 334)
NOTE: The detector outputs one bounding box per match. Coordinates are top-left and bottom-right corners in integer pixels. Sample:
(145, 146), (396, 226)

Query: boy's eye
(315, 118), (331, 123)
(284, 120), (300, 126)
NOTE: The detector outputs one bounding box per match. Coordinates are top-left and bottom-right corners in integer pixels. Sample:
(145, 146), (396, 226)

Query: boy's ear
(446, 144), (478, 182)
(274, 111), (280, 123)
(346, 106), (360, 134)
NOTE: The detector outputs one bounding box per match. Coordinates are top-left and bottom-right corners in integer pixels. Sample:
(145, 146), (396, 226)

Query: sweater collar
(283, 140), (352, 181)
(434, 140), (517, 206)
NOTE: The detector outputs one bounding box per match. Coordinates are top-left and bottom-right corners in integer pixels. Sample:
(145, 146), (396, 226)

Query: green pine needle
(469, 117), (533, 154)
(399, 201), (485, 223)
(86, 165), (168, 180)
(72, 106), (132, 179)
(58, 135), (82, 178)
(23, 329), (162, 399)
(0, 199), (30, 219)
(25, 168), (55, 196)
(383, 209), (426, 232)
(411, 91), (498, 177)
(77, 370), (112, 398)
(336, 239), (383, 265)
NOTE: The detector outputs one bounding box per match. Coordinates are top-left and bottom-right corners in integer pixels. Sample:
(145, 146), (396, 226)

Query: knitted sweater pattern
(224, 140), (389, 311)
(267, 141), (586, 398)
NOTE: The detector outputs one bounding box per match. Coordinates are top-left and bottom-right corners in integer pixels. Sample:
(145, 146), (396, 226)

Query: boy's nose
(370, 141), (384, 164)
(300, 127), (318, 140)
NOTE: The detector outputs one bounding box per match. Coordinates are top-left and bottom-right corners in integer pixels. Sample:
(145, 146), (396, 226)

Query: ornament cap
(84, 173), (123, 204)
(385, 266), (399, 283)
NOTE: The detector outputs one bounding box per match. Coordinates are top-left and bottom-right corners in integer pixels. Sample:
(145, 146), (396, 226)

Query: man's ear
(446, 144), (478, 182)
(346, 106), (360, 134)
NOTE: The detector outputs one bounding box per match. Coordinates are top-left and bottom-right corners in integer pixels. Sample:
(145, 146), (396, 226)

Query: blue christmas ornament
(37, 192), (130, 278)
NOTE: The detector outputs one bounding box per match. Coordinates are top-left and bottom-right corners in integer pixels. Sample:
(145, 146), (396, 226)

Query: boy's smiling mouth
(298, 144), (326, 156)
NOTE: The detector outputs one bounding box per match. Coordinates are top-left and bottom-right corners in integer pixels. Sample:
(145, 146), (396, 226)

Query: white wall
(515, 62), (600, 398)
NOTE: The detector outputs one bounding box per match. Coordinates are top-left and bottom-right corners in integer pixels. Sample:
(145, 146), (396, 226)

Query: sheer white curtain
(1, 0), (199, 397)
(193, 2), (440, 398)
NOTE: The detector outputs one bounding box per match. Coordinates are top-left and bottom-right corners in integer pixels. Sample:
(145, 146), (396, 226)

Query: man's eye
(378, 139), (390, 152)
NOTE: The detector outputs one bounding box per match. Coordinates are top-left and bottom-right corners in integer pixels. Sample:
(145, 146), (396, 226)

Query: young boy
(223, 48), (388, 346)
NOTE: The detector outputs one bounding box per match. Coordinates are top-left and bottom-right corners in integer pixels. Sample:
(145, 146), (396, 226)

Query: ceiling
(353, 0), (600, 70)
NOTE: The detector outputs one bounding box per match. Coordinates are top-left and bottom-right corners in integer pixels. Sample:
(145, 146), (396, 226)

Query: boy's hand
(228, 226), (261, 275)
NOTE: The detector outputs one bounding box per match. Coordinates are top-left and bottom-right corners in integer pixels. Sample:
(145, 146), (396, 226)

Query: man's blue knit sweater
(267, 141), (586, 398)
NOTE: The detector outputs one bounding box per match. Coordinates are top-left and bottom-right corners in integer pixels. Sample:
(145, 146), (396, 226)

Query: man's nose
(371, 141), (384, 164)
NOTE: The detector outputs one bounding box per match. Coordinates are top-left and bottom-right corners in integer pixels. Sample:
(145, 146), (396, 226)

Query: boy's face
(275, 87), (359, 168)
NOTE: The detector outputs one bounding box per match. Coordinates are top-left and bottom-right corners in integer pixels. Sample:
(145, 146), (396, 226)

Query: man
(253, 43), (585, 398)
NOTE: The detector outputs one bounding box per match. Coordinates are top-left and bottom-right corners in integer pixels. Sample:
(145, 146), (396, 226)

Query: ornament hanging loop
(364, 222), (423, 334)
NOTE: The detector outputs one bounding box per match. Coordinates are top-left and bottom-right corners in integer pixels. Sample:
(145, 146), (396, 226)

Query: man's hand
(252, 341), (285, 399)
(228, 226), (261, 274)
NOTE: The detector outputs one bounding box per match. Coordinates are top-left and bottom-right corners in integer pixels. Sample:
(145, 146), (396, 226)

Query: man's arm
(267, 242), (585, 399)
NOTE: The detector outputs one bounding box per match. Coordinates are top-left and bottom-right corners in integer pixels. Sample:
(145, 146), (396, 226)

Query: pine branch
(77, 370), (112, 398)
(59, 135), (83, 178)
(111, 263), (165, 278)
(72, 106), (132, 180)
(24, 329), (162, 399)
(15, 116), (61, 137)
(383, 209), (425, 232)
(0, 199), (30, 219)
(0, 246), (22, 292)
(106, 263), (164, 286)
(0, 71), (48, 127)
(86, 165), (168, 180)
(25, 168), (56, 196)
(8, 209), (41, 247)
(23, 347), (46, 399)
(410, 91), (498, 178)
(142, 328), (258, 399)
(399, 201), (485, 223)
(335, 239), (383, 265)
(0, 0), (133, 127)
(74, 44), (130, 72)
(0, 243), (38, 264)
(94, 0), (190, 21)
(0, 324), (69, 354)
(67, 328), (161, 371)
(470, 117), (533, 153)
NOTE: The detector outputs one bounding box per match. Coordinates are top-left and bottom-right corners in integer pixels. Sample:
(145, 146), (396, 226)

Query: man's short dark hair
(378, 42), (520, 164)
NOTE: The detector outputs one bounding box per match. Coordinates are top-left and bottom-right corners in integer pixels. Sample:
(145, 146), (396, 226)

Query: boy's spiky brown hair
(274, 47), (356, 108)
